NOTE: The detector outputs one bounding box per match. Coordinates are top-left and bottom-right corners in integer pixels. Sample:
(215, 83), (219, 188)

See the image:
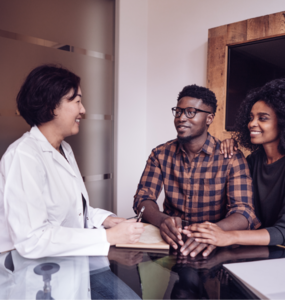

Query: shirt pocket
(198, 177), (227, 203)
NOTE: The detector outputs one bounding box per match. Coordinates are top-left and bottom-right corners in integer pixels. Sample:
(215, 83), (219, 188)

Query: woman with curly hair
(189, 78), (285, 246)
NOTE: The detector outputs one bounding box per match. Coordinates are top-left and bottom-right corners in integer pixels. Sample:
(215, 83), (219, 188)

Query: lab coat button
(79, 213), (82, 216)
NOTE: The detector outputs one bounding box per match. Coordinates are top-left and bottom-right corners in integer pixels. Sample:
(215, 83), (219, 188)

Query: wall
(0, 0), (115, 211)
(115, 0), (148, 217)
(115, 0), (285, 217)
(146, 0), (285, 153)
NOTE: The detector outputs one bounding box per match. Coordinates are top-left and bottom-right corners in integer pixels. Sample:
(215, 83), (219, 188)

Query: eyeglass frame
(171, 106), (213, 119)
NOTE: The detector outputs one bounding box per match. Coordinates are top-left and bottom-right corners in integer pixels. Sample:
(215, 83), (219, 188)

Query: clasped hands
(160, 217), (218, 257)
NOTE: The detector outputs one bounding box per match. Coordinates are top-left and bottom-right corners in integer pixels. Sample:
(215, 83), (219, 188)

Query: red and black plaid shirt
(133, 133), (260, 229)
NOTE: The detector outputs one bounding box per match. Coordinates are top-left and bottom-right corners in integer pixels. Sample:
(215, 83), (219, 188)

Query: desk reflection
(1, 246), (285, 300)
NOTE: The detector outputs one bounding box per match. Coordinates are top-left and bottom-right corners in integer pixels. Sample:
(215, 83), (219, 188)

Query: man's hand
(103, 216), (125, 228)
(180, 236), (216, 257)
(160, 216), (184, 249)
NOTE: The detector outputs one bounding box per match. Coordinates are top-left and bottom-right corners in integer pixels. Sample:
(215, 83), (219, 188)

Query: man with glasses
(133, 85), (260, 257)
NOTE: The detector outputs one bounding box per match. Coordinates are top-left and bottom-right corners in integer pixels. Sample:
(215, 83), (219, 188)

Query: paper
(224, 258), (285, 299)
(139, 224), (163, 243)
(116, 224), (169, 250)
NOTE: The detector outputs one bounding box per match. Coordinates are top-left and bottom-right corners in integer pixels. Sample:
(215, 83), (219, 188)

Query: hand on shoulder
(220, 138), (238, 159)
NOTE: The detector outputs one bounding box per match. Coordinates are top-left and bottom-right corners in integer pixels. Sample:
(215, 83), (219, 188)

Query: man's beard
(177, 134), (192, 144)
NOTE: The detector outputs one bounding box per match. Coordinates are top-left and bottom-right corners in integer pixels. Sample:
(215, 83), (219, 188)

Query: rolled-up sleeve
(133, 150), (163, 214)
(226, 152), (261, 229)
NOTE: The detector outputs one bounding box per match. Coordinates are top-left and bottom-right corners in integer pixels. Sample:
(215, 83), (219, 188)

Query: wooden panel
(247, 15), (269, 40)
(207, 10), (285, 144)
(207, 30), (227, 141)
(227, 20), (247, 44)
(268, 11), (285, 35)
(208, 25), (227, 38)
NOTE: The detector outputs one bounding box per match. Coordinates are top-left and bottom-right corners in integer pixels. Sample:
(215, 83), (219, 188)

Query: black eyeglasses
(172, 107), (213, 119)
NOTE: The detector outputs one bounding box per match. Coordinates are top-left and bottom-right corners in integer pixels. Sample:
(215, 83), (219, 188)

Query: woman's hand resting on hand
(189, 222), (234, 247)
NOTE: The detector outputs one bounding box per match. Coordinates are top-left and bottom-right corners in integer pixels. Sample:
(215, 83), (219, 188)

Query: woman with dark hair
(0, 65), (144, 258)
(189, 78), (285, 246)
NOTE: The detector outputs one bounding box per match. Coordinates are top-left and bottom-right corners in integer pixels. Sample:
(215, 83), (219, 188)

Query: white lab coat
(0, 126), (113, 258)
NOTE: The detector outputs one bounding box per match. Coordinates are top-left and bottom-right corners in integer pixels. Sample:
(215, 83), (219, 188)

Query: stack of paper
(116, 224), (169, 250)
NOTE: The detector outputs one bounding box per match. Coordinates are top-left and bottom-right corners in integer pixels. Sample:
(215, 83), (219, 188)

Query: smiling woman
(0, 64), (144, 259)
(190, 78), (285, 247)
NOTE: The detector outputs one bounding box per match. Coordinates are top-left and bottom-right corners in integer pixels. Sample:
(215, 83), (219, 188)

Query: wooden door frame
(207, 11), (285, 141)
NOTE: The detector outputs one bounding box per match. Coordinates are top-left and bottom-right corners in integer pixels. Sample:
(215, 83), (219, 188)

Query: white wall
(115, 0), (148, 217)
(146, 0), (285, 152)
(115, 0), (285, 217)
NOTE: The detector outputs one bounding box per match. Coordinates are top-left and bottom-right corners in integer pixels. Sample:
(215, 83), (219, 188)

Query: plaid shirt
(133, 133), (260, 229)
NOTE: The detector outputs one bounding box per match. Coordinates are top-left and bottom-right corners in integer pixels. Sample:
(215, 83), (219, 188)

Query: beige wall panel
(0, 0), (115, 211)
(85, 179), (113, 212)
(65, 120), (113, 176)
(0, 0), (114, 55)
(0, 37), (113, 115)
(0, 117), (30, 157)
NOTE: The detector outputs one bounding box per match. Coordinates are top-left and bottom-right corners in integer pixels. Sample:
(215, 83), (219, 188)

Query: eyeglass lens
(172, 107), (196, 118)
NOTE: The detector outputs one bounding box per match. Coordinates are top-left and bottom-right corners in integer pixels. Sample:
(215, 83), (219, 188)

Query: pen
(136, 206), (145, 222)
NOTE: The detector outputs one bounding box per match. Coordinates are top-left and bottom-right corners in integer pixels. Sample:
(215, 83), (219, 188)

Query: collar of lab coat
(30, 126), (76, 177)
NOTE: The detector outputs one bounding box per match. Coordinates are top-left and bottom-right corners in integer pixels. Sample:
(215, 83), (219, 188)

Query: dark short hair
(17, 64), (81, 126)
(235, 78), (285, 155)
(177, 84), (217, 114)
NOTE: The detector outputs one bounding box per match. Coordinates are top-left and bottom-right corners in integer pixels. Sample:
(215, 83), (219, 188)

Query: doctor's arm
(2, 151), (110, 258)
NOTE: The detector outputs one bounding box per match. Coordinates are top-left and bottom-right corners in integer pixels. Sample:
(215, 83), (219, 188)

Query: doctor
(0, 64), (144, 258)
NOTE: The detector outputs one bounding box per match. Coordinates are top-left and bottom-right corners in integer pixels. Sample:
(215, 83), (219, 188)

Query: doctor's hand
(160, 216), (185, 250)
(106, 219), (144, 245)
(103, 216), (126, 228)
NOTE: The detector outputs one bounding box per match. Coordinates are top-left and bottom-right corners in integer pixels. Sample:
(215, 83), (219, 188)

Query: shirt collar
(176, 132), (215, 156)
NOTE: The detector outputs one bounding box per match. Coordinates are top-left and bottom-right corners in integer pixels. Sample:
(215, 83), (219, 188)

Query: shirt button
(79, 213), (82, 216)
(86, 217), (89, 220)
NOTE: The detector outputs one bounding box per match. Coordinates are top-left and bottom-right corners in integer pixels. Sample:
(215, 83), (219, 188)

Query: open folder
(116, 224), (170, 250)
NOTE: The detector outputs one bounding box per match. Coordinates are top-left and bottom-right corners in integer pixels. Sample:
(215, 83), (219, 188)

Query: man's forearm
(216, 213), (248, 231)
(137, 200), (168, 228)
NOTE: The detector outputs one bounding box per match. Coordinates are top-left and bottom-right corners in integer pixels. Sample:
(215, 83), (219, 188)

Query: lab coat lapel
(61, 142), (89, 202)
(50, 149), (77, 177)
(30, 126), (76, 177)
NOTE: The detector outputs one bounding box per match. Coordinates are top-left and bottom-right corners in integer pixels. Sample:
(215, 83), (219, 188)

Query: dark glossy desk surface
(1, 245), (284, 299)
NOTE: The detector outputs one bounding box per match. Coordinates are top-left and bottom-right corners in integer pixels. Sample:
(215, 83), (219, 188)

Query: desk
(1, 246), (285, 299)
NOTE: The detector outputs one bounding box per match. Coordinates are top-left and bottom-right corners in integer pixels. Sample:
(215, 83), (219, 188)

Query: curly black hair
(234, 78), (285, 155)
(17, 64), (80, 127)
(177, 84), (217, 114)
